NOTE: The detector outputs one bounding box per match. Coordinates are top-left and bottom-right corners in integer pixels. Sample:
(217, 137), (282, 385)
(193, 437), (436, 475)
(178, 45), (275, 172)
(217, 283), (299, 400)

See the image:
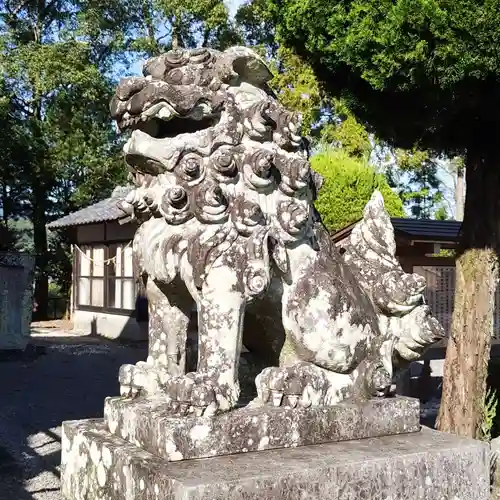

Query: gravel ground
(0, 335), (146, 500)
(0, 332), (444, 500)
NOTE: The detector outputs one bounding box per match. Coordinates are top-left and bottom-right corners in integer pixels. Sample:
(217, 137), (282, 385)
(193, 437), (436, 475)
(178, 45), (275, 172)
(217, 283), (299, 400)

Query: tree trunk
(172, 28), (179, 50)
(436, 148), (500, 438)
(455, 165), (465, 221)
(32, 189), (49, 320)
(1, 182), (9, 227)
(142, 0), (160, 56)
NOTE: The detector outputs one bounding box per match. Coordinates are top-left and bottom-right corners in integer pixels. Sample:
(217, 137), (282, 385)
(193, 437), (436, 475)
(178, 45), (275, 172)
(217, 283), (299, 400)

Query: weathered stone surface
(62, 422), (489, 500)
(109, 45), (445, 414)
(61, 43), (476, 500)
(0, 252), (35, 350)
(104, 395), (420, 461)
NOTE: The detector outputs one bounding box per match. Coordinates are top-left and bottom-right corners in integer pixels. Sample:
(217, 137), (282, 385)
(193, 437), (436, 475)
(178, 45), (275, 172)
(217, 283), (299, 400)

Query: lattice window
(413, 265), (500, 339)
(75, 243), (136, 312)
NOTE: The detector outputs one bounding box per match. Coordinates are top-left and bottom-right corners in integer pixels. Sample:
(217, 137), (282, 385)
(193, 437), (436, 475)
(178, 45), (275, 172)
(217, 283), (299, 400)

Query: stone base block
(61, 419), (489, 500)
(103, 395), (420, 461)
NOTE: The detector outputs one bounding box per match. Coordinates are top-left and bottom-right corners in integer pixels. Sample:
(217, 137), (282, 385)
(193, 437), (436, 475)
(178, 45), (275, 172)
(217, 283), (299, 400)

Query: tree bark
(436, 147), (500, 438)
(171, 25), (179, 49)
(32, 189), (49, 320)
(455, 165), (465, 221)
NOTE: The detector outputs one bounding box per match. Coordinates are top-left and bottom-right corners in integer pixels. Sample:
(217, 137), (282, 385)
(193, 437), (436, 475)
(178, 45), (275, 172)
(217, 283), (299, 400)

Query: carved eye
(167, 186), (188, 209)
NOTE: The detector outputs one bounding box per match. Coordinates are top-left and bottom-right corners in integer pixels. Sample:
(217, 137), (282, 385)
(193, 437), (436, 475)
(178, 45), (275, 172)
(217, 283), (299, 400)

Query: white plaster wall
(72, 309), (147, 341)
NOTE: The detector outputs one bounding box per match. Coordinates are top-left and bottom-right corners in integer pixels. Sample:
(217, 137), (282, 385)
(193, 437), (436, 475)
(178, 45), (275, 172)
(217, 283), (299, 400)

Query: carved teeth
(271, 390), (283, 407)
(120, 115), (142, 128)
(120, 385), (131, 397)
(140, 101), (176, 121)
(260, 389), (270, 403)
(157, 107), (173, 120)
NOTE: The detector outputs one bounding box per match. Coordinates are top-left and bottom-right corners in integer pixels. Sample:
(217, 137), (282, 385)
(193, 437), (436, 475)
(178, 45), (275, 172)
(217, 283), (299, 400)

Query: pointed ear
(222, 46), (273, 87)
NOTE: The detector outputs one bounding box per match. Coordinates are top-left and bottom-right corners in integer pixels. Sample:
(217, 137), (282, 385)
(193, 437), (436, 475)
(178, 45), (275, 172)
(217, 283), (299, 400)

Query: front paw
(118, 361), (160, 398)
(254, 363), (329, 408)
(162, 372), (240, 416)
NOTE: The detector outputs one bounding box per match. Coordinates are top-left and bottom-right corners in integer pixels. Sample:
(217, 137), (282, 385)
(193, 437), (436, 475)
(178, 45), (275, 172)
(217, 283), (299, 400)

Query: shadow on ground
(0, 335), (147, 500)
(5, 334), (500, 500)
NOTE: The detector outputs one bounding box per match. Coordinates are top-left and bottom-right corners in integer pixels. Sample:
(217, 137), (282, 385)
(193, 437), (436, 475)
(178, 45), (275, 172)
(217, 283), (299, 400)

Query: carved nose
(110, 77), (149, 119)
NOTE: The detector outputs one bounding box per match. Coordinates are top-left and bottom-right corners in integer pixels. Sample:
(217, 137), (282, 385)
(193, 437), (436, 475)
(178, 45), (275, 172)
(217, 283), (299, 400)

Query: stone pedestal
(61, 396), (489, 500)
(103, 395), (420, 461)
(61, 421), (488, 500)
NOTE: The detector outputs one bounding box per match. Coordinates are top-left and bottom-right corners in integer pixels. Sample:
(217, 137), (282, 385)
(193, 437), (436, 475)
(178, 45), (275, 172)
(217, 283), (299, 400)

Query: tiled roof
(49, 188), (463, 242)
(47, 186), (133, 230)
(332, 217), (462, 242)
(390, 218), (462, 241)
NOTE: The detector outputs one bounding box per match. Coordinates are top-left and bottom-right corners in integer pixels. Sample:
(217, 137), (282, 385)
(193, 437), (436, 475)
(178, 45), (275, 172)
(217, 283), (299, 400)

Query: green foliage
(235, 0), (278, 54)
(479, 387), (498, 442)
(386, 148), (447, 219)
(0, 0), (128, 316)
(435, 248), (456, 258)
(268, 47), (322, 135)
(120, 0), (240, 56)
(268, 0), (500, 154)
(312, 148), (404, 232)
(320, 100), (372, 159)
(0, 0), (249, 317)
(237, 0), (450, 219)
(235, 0), (372, 148)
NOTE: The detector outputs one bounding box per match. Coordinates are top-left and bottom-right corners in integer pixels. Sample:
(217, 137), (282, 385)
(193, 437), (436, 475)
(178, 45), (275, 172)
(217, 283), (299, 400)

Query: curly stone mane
(112, 46), (320, 298)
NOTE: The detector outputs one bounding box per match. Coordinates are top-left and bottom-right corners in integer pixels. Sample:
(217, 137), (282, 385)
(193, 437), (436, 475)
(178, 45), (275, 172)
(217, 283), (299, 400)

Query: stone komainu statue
(110, 46), (444, 415)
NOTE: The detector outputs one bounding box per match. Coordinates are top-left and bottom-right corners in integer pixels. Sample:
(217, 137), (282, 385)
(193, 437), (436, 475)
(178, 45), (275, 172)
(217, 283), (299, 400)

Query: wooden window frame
(74, 239), (136, 316)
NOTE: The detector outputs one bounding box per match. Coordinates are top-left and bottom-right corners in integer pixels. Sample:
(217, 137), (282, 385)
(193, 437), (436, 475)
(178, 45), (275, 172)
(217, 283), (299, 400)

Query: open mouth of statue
(118, 100), (221, 140)
(117, 97), (223, 174)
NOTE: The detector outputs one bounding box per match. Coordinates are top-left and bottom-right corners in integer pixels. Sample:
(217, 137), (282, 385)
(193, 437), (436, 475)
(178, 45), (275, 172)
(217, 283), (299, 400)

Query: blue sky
(227, 0), (245, 16)
(128, 0), (245, 76)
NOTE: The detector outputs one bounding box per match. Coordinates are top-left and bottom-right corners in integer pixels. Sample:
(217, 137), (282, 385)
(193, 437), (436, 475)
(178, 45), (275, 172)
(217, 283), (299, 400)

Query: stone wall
(0, 253), (35, 350)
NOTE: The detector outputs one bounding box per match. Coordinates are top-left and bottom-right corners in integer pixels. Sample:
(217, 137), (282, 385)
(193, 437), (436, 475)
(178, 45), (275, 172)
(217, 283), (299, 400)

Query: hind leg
(119, 278), (193, 397)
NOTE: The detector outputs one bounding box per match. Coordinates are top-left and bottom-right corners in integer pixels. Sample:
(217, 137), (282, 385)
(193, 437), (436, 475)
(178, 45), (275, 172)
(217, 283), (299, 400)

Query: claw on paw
(161, 373), (239, 416)
(119, 384), (139, 399)
(255, 363), (329, 408)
